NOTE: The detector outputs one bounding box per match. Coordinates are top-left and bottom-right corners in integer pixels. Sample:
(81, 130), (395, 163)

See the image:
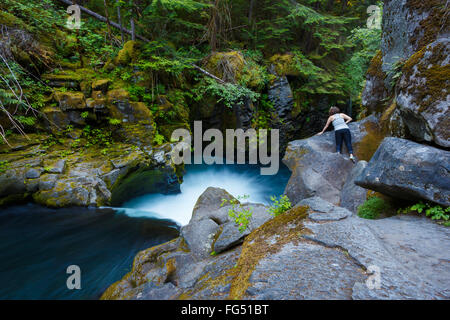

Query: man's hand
(317, 132), (323, 136)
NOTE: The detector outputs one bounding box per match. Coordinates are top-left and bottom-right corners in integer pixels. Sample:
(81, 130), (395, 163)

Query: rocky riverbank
(0, 134), (181, 207)
(101, 186), (449, 300)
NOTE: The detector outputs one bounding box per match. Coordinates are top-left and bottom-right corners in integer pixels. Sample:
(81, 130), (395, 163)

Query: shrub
(398, 201), (449, 222)
(268, 195), (292, 217)
(357, 196), (389, 219)
(221, 195), (253, 233)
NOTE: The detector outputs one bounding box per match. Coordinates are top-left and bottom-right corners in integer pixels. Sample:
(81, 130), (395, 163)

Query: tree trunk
(103, 0), (112, 44)
(130, 17), (136, 41)
(248, 0), (256, 24)
(116, 0), (124, 44)
(56, 0), (149, 42)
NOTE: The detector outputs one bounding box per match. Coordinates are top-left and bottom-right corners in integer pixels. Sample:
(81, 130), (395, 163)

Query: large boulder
(340, 161), (369, 213)
(102, 197), (450, 300)
(355, 137), (450, 206)
(396, 37), (449, 148)
(282, 116), (382, 206)
(361, 0), (449, 147)
(267, 73), (299, 151)
(181, 187), (272, 259)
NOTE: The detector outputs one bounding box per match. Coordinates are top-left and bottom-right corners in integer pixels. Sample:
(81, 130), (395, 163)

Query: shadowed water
(0, 205), (179, 300)
(0, 163), (290, 299)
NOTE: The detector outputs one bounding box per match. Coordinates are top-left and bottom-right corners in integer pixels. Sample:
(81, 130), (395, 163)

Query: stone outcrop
(267, 72), (299, 151)
(0, 134), (181, 207)
(355, 137), (450, 207)
(361, 0), (449, 148)
(396, 37), (450, 147)
(282, 116), (381, 207)
(181, 187), (272, 258)
(101, 192), (450, 300)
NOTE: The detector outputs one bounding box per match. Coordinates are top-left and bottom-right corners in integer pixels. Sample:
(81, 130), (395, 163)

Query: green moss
(367, 50), (384, 78)
(206, 51), (246, 82)
(401, 42), (449, 116)
(228, 205), (309, 299)
(0, 11), (30, 30)
(269, 54), (300, 77)
(115, 40), (141, 66)
(406, 0), (446, 49)
(354, 120), (385, 161)
(357, 196), (390, 219)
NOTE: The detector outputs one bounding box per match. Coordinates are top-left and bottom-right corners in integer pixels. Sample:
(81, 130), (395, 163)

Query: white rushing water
(115, 163), (290, 226)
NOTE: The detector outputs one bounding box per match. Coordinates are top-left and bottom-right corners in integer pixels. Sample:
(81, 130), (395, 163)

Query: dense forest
(0, 0), (381, 145)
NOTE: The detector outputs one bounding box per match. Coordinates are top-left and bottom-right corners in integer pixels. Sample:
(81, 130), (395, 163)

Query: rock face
(396, 37), (450, 147)
(267, 73), (298, 150)
(0, 134), (181, 207)
(355, 137), (450, 206)
(340, 161), (369, 213)
(181, 187), (272, 258)
(361, 0), (449, 147)
(282, 116), (381, 206)
(102, 193), (450, 300)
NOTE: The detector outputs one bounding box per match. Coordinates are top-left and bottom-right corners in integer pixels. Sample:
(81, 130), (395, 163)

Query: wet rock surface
(0, 134), (181, 207)
(101, 190), (450, 300)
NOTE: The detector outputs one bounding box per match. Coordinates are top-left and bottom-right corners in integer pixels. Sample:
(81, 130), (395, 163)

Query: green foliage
(154, 133), (165, 146)
(0, 160), (10, 173)
(80, 111), (89, 119)
(193, 77), (259, 108)
(16, 116), (36, 126)
(221, 195), (253, 233)
(398, 202), (450, 222)
(358, 196), (390, 219)
(268, 195), (292, 217)
(108, 118), (122, 126)
(340, 26), (382, 100)
(81, 125), (113, 148)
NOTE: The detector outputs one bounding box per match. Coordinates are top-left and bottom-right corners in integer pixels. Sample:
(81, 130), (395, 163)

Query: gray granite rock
(25, 168), (41, 179)
(298, 197), (352, 221)
(340, 161), (368, 213)
(282, 116), (379, 206)
(102, 192), (450, 301)
(355, 137), (450, 206)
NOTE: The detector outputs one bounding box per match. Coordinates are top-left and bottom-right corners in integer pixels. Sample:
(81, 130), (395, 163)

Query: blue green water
(0, 205), (179, 300)
(0, 163), (290, 299)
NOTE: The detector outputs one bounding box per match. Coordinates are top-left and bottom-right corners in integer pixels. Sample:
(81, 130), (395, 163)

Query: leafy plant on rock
(268, 195), (292, 217)
(221, 194), (253, 233)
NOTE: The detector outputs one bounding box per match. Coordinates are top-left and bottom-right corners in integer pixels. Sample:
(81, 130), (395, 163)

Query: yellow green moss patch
(355, 120), (385, 161)
(206, 51), (245, 82)
(269, 54), (300, 77)
(228, 205), (309, 299)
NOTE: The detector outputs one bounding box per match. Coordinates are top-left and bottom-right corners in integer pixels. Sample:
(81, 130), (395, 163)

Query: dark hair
(329, 106), (340, 116)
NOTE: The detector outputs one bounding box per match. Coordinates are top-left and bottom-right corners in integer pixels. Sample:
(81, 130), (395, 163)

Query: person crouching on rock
(317, 106), (355, 163)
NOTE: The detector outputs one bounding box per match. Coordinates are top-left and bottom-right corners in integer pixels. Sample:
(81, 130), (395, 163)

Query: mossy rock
(92, 79), (111, 93)
(206, 51), (245, 82)
(110, 168), (174, 206)
(107, 88), (130, 102)
(42, 106), (70, 129)
(115, 40), (141, 66)
(269, 54), (300, 77)
(53, 91), (86, 111)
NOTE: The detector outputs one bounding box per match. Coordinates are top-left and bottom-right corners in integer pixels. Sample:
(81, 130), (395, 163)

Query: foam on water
(117, 163), (291, 226)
